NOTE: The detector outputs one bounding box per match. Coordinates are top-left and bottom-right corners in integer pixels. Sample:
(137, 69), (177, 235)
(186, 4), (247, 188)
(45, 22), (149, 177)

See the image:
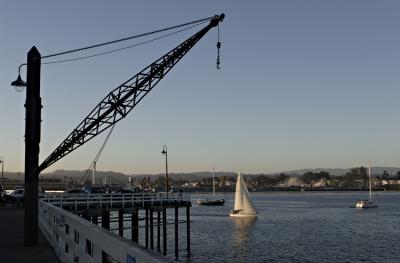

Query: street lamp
(11, 46), (42, 246)
(11, 63), (27, 92)
(0, 157), (4, 187)
(161, 145), (169, 193)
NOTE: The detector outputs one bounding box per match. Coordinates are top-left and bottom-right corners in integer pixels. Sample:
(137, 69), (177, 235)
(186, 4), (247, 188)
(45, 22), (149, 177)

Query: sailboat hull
(229, 213), (257, 218)
(229, 209), (257, 217)
(356, 199), (378, 209)
(197, 199), (225, 206)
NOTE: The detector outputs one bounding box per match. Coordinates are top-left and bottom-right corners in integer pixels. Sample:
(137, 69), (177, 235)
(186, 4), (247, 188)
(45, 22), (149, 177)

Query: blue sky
(1, 1), (400, 174)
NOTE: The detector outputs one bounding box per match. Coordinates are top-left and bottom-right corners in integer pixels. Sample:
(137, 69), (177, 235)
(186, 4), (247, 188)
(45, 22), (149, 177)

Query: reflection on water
(231, 217), (257, 263)
(232, 217), (257, 243)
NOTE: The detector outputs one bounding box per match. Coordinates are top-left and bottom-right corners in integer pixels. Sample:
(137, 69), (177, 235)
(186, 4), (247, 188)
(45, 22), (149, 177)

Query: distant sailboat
(230, 172), (257, 217)
(197, 168), (225, 206)
(356, 161), (378, 209)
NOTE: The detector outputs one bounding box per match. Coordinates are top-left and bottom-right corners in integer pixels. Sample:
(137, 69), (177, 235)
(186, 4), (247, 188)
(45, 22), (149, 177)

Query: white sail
(232, 172), (256, 216)
(234, 173), (243, 211)
(240, 174), (256, 215)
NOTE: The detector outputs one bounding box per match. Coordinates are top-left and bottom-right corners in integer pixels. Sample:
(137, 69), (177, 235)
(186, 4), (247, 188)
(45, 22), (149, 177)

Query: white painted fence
(39, 199), (170, 263)
(42, 192), (190, 210)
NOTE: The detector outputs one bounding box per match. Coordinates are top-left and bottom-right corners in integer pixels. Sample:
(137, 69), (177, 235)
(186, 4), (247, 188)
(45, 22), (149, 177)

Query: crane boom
(39, 14), (225, 172)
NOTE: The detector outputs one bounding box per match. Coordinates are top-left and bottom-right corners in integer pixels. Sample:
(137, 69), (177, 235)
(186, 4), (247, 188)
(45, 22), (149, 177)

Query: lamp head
(161, 145), (167, 155)
(11, 74), (27, 92)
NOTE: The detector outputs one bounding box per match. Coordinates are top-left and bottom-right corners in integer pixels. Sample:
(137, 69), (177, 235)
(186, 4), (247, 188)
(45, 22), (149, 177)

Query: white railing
(41, 192), (190, 210)
(39, 200), (170, 263)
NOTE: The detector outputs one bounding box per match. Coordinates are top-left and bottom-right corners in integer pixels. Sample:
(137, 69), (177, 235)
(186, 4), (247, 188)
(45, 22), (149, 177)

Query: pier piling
(186, 204), (190, 256)
(150, 208), (154, 250)
(118, 209), (124, 236)
(163, 208), (167, 256)
(92, 216), (98, 225)
(102, 210), (110, 230)
(131, 209), (138, 243)
(175, 206), (178, 258)
(157, 210), (161, 252)
(145, 208), (149, 248)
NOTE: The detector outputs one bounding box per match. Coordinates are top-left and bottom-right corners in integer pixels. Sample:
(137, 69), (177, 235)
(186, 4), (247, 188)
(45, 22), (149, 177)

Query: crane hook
(216, 41), (221, 69)
(216, 24), (221, 70)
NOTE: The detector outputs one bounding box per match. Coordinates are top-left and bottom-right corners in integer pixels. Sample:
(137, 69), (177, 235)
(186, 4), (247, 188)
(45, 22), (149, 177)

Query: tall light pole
(11, 46), (42, 246)
(0, 157), (4, 187)
(161, 145), (169, 193)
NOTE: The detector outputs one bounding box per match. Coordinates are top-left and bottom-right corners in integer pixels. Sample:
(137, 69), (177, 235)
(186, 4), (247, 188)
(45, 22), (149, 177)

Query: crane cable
(77, 124), (116, 186)
(42, 21), (208, 65)
(41, 15), (215, 59)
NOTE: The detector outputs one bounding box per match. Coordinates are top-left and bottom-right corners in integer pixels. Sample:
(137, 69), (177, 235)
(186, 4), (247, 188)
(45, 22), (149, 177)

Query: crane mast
(39, 14), (225, 172)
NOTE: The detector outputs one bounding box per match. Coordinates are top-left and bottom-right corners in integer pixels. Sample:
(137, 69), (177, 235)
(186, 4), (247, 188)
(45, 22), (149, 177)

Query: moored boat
(197, 168), (225, 206)
(356, 199), (377, 209)
(356, 161), (378, 209)
(197, 198), (225, 206)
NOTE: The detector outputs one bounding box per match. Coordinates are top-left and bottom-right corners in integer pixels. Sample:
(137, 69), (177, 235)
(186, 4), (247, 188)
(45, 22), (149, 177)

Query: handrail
(40, 192), (190, 210)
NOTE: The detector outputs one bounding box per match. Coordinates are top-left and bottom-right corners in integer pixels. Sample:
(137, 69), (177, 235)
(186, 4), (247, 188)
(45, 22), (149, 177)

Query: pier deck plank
(0, 207), (59, 263)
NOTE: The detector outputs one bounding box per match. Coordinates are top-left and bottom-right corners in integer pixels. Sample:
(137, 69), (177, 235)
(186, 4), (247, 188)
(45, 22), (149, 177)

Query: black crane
(39, 14), (225, 172)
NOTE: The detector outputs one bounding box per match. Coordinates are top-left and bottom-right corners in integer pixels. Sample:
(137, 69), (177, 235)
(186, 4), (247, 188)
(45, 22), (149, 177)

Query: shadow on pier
(0, 207), (59, 262)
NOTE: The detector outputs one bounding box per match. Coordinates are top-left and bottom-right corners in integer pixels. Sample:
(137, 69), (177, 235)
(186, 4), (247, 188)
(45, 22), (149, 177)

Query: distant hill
(36, 170), (240, 184)
(282, 167), (400, 176)
(127, 171), (238, 181)
(279, 168), (349, 176)
(2, 167), (400, 181)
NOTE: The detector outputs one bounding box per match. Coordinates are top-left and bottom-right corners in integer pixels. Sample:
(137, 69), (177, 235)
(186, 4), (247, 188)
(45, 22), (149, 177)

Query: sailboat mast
(368, 160), (372, 199)
(92, 161), (96, 186)
(212, 168), (215, 196)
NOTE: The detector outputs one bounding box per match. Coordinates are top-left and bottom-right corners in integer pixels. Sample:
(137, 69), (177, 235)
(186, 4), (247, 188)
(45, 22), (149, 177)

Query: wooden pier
(43, 192), (192, 259)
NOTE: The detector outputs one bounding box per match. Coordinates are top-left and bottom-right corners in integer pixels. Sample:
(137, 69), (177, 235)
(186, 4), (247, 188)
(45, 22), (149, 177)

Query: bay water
(115, 192), (400, 262)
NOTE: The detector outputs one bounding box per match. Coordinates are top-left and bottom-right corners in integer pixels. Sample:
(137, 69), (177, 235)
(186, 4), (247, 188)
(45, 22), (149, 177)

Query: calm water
(116, 192), (400, 262)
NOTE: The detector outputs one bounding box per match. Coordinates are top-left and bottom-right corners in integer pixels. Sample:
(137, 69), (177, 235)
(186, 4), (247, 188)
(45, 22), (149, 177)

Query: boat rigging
(197, 168), (225, 206)
(355, 160), (378, 209)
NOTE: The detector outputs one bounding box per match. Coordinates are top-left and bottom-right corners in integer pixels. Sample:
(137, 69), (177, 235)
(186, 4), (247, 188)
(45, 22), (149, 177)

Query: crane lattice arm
(39, 14), (225, 172)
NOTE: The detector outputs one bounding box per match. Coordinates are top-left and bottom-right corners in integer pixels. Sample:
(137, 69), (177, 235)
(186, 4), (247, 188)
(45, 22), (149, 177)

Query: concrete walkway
(0, 207), (59, 263)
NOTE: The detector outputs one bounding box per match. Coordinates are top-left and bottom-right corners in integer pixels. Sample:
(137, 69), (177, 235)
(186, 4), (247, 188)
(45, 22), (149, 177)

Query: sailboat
(230, 172), (257, 217)
(356, 161), (378, 209)
(197, 168), (225, 206)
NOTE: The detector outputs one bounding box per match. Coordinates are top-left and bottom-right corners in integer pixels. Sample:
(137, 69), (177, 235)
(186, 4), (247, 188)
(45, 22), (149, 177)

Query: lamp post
(161, 145), (169, 193)
(11, 46), (42, 246)
(0, 157), (3, 187)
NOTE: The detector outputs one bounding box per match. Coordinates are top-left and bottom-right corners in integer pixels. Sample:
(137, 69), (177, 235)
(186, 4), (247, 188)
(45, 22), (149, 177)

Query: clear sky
(1, 1), (400, 174)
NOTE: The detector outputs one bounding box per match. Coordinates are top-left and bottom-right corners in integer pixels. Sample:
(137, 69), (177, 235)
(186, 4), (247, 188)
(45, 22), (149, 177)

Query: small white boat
(356, 199), (377, 209)
(356, 161), (378, 209)
(230, 172), (257, 217)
